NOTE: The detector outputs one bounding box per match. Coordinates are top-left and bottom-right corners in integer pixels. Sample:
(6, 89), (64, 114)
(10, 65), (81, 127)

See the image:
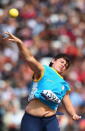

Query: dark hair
(49, 53), (71, 69)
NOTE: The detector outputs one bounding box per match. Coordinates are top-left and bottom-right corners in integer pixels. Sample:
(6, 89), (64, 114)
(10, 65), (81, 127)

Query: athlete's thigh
(43, 117), (60, 131)
(20, 112), (42, 131)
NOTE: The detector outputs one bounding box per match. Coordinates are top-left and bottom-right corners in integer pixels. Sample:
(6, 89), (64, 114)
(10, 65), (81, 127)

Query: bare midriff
(25, 99), (56, 117)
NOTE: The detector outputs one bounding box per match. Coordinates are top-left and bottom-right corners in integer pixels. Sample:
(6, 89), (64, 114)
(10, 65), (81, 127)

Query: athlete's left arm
(62, 93), (81, 120)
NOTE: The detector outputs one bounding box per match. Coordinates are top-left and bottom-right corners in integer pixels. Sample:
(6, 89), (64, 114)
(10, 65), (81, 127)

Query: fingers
(4, 32), (10, 36)
(0, 33), (7, 40)
(72, 114), (81, 120)
(3, 32), (22, 44)
(4, 32), (14, 38)
(4, 32), (17, 40)
(8, 39), (15, 42)
(4, 32), (19, 43)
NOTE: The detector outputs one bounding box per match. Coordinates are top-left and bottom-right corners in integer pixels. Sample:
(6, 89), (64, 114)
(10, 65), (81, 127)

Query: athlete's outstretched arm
(3, 32), (44, 79)
(62, 93), (81, 120)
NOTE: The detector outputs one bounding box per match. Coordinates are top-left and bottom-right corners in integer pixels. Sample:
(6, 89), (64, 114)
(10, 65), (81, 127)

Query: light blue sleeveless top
(28, 65), (70, 110)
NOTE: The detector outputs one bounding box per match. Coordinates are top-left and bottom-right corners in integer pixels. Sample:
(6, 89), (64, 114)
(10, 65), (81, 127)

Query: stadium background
(0, 0), (85, 131)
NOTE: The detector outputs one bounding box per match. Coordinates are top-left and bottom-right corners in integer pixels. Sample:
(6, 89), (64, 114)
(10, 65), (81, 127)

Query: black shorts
(20, 112), (60, 131)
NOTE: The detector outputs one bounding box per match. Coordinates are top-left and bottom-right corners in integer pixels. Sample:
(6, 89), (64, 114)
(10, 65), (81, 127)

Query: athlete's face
(52, 58), (68, 74)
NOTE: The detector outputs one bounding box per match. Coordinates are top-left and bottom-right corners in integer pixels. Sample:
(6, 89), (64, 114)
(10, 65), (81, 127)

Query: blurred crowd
(0, 0), (85, 131)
